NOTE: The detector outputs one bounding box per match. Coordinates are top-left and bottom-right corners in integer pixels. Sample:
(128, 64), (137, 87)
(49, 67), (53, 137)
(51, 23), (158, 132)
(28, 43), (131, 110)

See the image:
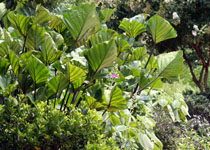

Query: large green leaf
(27, 56), (50, 84)
(89, 29), (116, 47)
(96, 86), (127, 112)
(85, 39), (117, 73)
(158, 51), (183, 77)
(66, 62), (86, 82)
(0, 57), (9, 75)
(34, 5), (51, 26)
(26, 25), (46, 50)
(100, 8), (116, 22)
(47, 73), (68, 93)
(40, 32), (62, 65)
(119, 19), (146, 38)
(8, 12), (32, 37)
(62, 3), (100, 45)
(147, 15), (177, 43)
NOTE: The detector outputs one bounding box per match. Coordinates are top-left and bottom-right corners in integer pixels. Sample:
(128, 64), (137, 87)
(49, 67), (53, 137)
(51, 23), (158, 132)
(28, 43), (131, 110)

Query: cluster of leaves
(0, 98), (118, 150)
(0, 1), (189, 149)
(96, 0), (210, 91)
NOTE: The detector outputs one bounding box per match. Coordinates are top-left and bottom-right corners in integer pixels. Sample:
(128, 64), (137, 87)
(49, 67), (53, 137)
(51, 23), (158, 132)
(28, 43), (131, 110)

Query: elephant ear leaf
(85, 39), (117, 73)
(8, 12), (32, 37)
(66, 62), (86, 82)
(40, 32), (62, 65)
(119, 19), (146, 38)
(27, 56), (50, 84)
(158, 50), (183, 78)
(89, 29), (116, 46)
(62, 3), (100, 46)
(147, 15), (177, 43)
(97, 86), (127, 112)
(48, 73), (68, 94)
(26, 24), (46, 50)
(34, 5), (51, 26)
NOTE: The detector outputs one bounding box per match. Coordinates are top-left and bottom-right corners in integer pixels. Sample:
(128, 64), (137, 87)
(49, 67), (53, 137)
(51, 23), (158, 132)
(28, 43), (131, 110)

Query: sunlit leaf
(158, 50), (183, 77)
(85, 39), (117, 73)
(147, 15), (177, 43)
(27, 56), (50, 84)
(63, 3), (100, 45)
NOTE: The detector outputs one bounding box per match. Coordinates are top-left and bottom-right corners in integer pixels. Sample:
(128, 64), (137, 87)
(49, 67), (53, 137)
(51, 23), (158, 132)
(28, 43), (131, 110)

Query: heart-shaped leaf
(66, 62), (86, 82)
(147, 15), (177, 43)
(63, 3), (100, 46)
(119, 19), (146, 38)
(158, 50), (183, 77)
(27, 56), (50, 84)
(85, 39), (117, 73)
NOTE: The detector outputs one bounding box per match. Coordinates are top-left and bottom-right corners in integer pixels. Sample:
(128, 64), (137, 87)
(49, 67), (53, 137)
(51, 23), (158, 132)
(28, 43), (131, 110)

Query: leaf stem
(60, 83), (70, 111)
(144, 42), (156, 69)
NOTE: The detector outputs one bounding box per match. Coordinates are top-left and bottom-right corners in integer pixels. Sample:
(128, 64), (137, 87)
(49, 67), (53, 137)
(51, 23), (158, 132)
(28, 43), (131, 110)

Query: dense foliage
(0, 0), (209, 149)
(0, 99), (118, 149)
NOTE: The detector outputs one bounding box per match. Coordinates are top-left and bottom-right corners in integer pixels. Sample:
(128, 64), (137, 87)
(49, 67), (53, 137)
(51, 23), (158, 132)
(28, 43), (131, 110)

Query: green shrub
(154, 108), (210, 150)
(184, 93), (210, 121)
(0, 98), (119, 150)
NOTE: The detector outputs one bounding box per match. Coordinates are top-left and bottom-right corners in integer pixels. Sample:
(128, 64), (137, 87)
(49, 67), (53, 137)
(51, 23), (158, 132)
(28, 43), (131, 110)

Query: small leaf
(116, 37), (130, 53)
(100, 8), (116, 22)
(109, 113), (121, 125)
(66, 62), (86, 82)
(132, 46), (147, 61)
(119, 19), (146, 38)
(138, 133), (154, 150)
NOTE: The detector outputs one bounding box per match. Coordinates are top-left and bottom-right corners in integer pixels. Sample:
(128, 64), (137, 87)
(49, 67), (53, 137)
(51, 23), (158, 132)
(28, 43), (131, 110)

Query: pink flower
(110, 74), (120, 79)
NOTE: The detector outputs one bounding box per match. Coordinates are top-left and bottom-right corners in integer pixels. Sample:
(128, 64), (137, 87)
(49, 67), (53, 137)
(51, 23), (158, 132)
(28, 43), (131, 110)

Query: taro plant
(0, 1), (189, 149)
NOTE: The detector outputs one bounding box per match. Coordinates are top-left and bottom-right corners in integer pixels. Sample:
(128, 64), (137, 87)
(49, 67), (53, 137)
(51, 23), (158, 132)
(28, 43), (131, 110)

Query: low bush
(184, 93), (210, 122)
(154, 108), (210, 150)
(0, 98), (119, 150)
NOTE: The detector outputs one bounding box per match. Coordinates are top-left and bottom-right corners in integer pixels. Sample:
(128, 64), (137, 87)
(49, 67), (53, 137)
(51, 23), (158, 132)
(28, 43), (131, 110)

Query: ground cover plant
(0, 0), (208, 149)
